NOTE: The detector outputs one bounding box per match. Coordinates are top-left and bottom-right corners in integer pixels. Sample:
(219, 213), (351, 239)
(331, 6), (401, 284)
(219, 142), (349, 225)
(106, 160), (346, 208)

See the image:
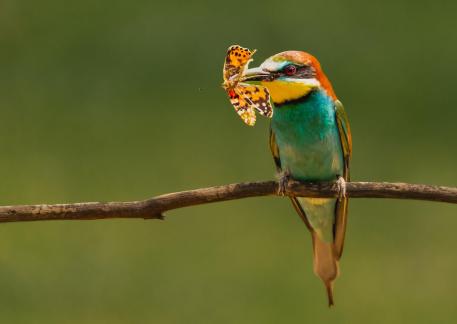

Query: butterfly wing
(237, 84), (273, 118)
(223, 45), (256, 85)
(228, 87), (256, 126)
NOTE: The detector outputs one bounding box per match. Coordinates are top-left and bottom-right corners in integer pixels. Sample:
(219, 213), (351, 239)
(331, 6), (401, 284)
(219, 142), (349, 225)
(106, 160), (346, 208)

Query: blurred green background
(1, 0), (457, 323)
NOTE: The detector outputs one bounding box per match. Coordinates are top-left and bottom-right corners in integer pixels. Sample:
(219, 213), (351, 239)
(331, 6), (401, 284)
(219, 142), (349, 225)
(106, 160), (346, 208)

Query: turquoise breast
(271, 89), (344, 181)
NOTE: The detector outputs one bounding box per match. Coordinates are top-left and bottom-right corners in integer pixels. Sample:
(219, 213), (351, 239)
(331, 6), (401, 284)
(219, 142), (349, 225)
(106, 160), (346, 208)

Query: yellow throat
(261, 79), (317, 105)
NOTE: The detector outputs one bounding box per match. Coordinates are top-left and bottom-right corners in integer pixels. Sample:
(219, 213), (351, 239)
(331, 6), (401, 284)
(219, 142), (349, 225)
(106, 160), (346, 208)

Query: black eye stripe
(278, 65), (315, 78)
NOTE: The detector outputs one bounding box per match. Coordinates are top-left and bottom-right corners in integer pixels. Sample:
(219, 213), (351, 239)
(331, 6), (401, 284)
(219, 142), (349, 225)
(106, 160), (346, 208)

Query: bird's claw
(336, 176), (347, 200)
(277, 171), (290, 196)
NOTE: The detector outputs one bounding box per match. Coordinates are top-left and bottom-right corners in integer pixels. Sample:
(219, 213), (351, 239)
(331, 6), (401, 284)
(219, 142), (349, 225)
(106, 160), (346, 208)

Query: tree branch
(0, 180), (456, 223)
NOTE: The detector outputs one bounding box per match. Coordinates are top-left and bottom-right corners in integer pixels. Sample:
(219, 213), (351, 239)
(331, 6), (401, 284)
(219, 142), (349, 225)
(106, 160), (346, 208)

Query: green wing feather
(269, 128), (282, 172)
(335, 100), (352, 164)
(334, 100), (352, 259)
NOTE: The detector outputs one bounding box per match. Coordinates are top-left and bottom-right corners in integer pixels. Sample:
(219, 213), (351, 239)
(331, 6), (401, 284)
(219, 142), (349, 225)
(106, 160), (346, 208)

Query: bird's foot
(336, 176), (347, 200)
(277, 170), (291, 196)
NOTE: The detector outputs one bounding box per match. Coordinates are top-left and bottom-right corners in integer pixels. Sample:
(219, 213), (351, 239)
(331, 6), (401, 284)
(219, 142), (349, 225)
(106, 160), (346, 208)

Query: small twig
(0, 180), (456, 223)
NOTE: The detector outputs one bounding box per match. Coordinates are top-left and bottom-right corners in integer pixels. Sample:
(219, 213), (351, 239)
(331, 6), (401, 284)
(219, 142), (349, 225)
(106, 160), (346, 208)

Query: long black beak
(241, 66), (271, 82)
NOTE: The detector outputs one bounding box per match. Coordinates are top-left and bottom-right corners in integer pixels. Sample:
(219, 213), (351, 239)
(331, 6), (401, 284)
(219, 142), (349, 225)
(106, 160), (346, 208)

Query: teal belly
(271, 90), (344, 181)
(271, 90), (344, 242)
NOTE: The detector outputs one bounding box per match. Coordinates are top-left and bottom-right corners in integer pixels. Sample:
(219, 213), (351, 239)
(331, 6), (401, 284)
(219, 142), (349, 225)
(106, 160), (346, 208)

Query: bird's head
(243, 51), (337, 105)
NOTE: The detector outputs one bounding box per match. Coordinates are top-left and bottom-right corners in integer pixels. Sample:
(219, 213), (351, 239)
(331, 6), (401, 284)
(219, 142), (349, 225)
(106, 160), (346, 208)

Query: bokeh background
(1, 0), (457, 323)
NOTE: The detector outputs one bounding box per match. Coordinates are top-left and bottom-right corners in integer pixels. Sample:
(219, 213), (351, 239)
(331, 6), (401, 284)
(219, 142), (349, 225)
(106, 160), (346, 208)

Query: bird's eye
(284, 65), (297, 76)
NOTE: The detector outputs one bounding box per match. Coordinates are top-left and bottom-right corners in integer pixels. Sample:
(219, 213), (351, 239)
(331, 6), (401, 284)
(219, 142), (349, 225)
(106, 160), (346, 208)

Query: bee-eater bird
(243, 51), (352, 306)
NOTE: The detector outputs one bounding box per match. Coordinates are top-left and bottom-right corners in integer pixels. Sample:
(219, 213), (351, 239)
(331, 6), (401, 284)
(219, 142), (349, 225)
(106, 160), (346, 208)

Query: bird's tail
(290, 197), (340, 306)
(312, 233), (339, 307)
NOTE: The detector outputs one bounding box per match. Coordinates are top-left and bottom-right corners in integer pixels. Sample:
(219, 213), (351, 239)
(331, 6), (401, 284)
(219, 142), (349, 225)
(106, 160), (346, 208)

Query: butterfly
(222, 45), (273, 126)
